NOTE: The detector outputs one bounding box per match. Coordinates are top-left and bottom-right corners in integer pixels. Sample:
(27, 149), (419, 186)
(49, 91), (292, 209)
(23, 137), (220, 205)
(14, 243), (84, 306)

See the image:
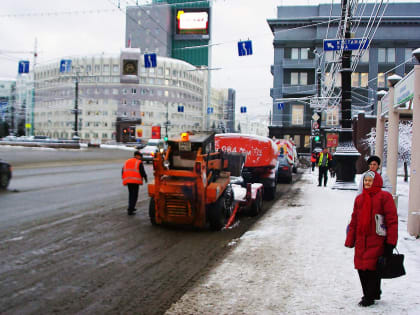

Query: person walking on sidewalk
(357, 155), (392, 195)
(310, 151), (317, 171)
(122, 151), (148, 215)
(345, 171), (398, 307)
(317, 147), (331, 186)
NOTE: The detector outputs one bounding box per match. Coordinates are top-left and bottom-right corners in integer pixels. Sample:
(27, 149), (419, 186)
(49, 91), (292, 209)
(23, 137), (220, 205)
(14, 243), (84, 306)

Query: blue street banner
(178, 105), (184, 112)
(18, 60), (30, 74)
(144, 53), (157, 68)
(240, 106), (247, 113)
(277, 103), (284, 110)
(59, 59), (72, 73)
(207, 107), (213, 114)
(323, 38), (369, 51)
(238, 40), (253, 56)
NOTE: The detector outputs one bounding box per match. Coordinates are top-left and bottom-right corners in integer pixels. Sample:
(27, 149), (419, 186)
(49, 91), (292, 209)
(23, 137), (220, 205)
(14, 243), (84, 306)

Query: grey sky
(1, 0), (418, 117)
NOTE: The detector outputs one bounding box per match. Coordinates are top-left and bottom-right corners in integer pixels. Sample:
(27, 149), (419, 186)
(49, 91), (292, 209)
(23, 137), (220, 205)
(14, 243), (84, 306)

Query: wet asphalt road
(0, 145), (302, 314)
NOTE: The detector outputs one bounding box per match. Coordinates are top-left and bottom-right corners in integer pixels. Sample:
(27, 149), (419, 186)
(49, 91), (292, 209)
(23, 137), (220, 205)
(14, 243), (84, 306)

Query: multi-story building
(0, 78), (16, 137)
(267, 3), (420, 153)
(126, 0), (210, 67)
(29, 53), (225, 142)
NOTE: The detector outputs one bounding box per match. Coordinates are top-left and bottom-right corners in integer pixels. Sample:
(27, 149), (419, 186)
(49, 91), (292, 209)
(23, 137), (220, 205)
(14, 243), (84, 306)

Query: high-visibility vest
(318, 152), (330, 167)
(122, 158), (143, 185)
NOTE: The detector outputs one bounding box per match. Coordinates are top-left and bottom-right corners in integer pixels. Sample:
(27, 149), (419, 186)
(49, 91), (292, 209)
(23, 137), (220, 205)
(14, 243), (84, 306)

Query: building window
(294, 135), (301, 148)
(326, 107), (339, 126)
(360, 49), (369, 62)
(378, 48), (395, 63)
(291, 72), (299, 85)
(378, 73), (385, 87)
(300, 73), (308, 85)
(113, 65), (119, 73)
(352, 72), (359, 87)
(291, 48), (299, 60)
(131, 88), (137, 94)
(291, 105), (304, 125)
(291, 72), (307, 85)
(360, 73), (368, 87)
(387, 48), (395, 63)
(304, 135), (310, 148)
(103, 65), (110, 72)
(378, 48), (386, 62)
(405, 48), (414, 61)
(300, 48), (308, 60)
(94, 65), (101, 72)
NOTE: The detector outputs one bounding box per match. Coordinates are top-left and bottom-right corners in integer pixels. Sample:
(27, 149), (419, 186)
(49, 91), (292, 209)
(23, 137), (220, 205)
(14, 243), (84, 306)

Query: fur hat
(367, 155), (381, 165)
(364, 170), (376, 179)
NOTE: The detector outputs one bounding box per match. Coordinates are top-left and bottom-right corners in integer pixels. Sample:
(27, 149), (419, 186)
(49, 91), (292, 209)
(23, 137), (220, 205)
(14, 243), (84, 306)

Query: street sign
(18, 60), (30, 74)
(144, 53), (157, 68)
(207, 107), (214, 114)
(312, 122), (319, 130)
(178, 105), (184, 112)
(240, 106), (247, 113)
(60, 59), (72, 73)
(238, 40), (253, 56)
(277, 103), (284, 110)
(312, 113), (320, 121)
(323, 38), (369, 51)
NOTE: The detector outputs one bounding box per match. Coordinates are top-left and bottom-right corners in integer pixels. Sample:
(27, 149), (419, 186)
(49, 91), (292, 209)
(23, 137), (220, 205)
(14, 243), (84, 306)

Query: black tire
(292, 166), (297, 173)
(149, 198), (157, 225)
(264, 183), (276, 200)
(0, 173), (9, 190)
(249, 191), (263, 217)
(208, 196), (230, 231)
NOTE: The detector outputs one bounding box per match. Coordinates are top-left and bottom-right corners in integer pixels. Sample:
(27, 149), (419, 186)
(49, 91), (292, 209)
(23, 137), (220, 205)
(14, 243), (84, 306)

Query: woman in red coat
(345, 171), (398, 307)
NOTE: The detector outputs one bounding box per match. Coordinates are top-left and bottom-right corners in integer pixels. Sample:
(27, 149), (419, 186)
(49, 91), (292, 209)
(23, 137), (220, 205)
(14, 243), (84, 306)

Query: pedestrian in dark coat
(345, 171), (398, 307)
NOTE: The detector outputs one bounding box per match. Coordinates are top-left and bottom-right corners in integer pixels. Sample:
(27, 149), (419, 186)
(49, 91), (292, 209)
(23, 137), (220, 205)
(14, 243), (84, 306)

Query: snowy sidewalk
(166, 171), (420, 315)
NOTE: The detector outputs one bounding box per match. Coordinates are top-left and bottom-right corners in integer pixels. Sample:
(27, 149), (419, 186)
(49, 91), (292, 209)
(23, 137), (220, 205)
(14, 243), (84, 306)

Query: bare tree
(363, 121), (413, 181)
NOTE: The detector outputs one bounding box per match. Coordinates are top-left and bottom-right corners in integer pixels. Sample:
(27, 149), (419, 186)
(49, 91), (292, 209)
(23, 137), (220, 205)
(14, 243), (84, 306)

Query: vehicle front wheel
(208, 196), (230, 231)
(0, 173), (9, 190)
(149, 198), (157, 225)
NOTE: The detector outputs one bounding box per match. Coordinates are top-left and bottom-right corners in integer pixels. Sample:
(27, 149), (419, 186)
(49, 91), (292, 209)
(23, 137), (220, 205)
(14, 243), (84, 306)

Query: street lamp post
(71, 68), (81, 140)
(332, 0), (361, 189)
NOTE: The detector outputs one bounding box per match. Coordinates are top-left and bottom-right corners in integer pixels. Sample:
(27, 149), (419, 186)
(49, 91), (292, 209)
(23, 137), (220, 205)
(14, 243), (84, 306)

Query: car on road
(0, 159), (12, 189)
(277, 155), (292, 184)
(139, 139), (165, 163)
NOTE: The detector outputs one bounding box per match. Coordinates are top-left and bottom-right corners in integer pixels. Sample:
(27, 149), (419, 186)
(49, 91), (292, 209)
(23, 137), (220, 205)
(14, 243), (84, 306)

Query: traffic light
(314, 135), (320, 142)
(122, 128), (128, 134)
(164, 136), (168, 142)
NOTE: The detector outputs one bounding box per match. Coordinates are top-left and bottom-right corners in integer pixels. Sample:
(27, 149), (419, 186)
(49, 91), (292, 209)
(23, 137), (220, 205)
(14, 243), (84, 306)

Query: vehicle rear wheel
(0, 173), (9, 190)
(249, 190), (263, 216)
(149, 198), (157, 225)
(264, 181), (276, 200)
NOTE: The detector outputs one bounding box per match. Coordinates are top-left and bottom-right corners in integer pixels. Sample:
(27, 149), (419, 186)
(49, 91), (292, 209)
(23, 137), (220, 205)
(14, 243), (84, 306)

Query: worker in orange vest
(122, 151), (148, 215)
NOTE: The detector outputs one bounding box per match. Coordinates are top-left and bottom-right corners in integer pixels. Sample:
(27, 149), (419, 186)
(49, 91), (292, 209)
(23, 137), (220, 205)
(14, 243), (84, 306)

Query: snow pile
(166, 171), (420, 314)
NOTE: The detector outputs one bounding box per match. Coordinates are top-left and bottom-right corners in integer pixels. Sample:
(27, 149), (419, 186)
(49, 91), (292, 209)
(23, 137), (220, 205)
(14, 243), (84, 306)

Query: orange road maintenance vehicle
(147, 132), (264, 230)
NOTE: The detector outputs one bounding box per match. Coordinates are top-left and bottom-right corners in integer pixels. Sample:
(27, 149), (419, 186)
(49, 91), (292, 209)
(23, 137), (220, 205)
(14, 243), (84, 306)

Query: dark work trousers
(311, 162), (316, 171)
(318, 166), (329, 186)
(127, 183), (140, 211)
(358, 270), (381, 300)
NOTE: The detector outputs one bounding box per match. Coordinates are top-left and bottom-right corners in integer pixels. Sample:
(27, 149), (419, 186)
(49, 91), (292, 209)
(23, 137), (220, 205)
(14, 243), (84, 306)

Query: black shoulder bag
(377, 248), (406, 279)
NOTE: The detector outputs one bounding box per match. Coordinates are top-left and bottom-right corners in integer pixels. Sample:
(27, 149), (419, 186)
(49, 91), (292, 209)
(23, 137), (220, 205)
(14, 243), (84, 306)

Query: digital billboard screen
(175, 8), (210, 40)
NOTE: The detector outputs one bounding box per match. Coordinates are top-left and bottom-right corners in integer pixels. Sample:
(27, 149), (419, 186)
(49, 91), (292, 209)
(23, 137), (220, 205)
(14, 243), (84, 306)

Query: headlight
(163, 160), (170, 168)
